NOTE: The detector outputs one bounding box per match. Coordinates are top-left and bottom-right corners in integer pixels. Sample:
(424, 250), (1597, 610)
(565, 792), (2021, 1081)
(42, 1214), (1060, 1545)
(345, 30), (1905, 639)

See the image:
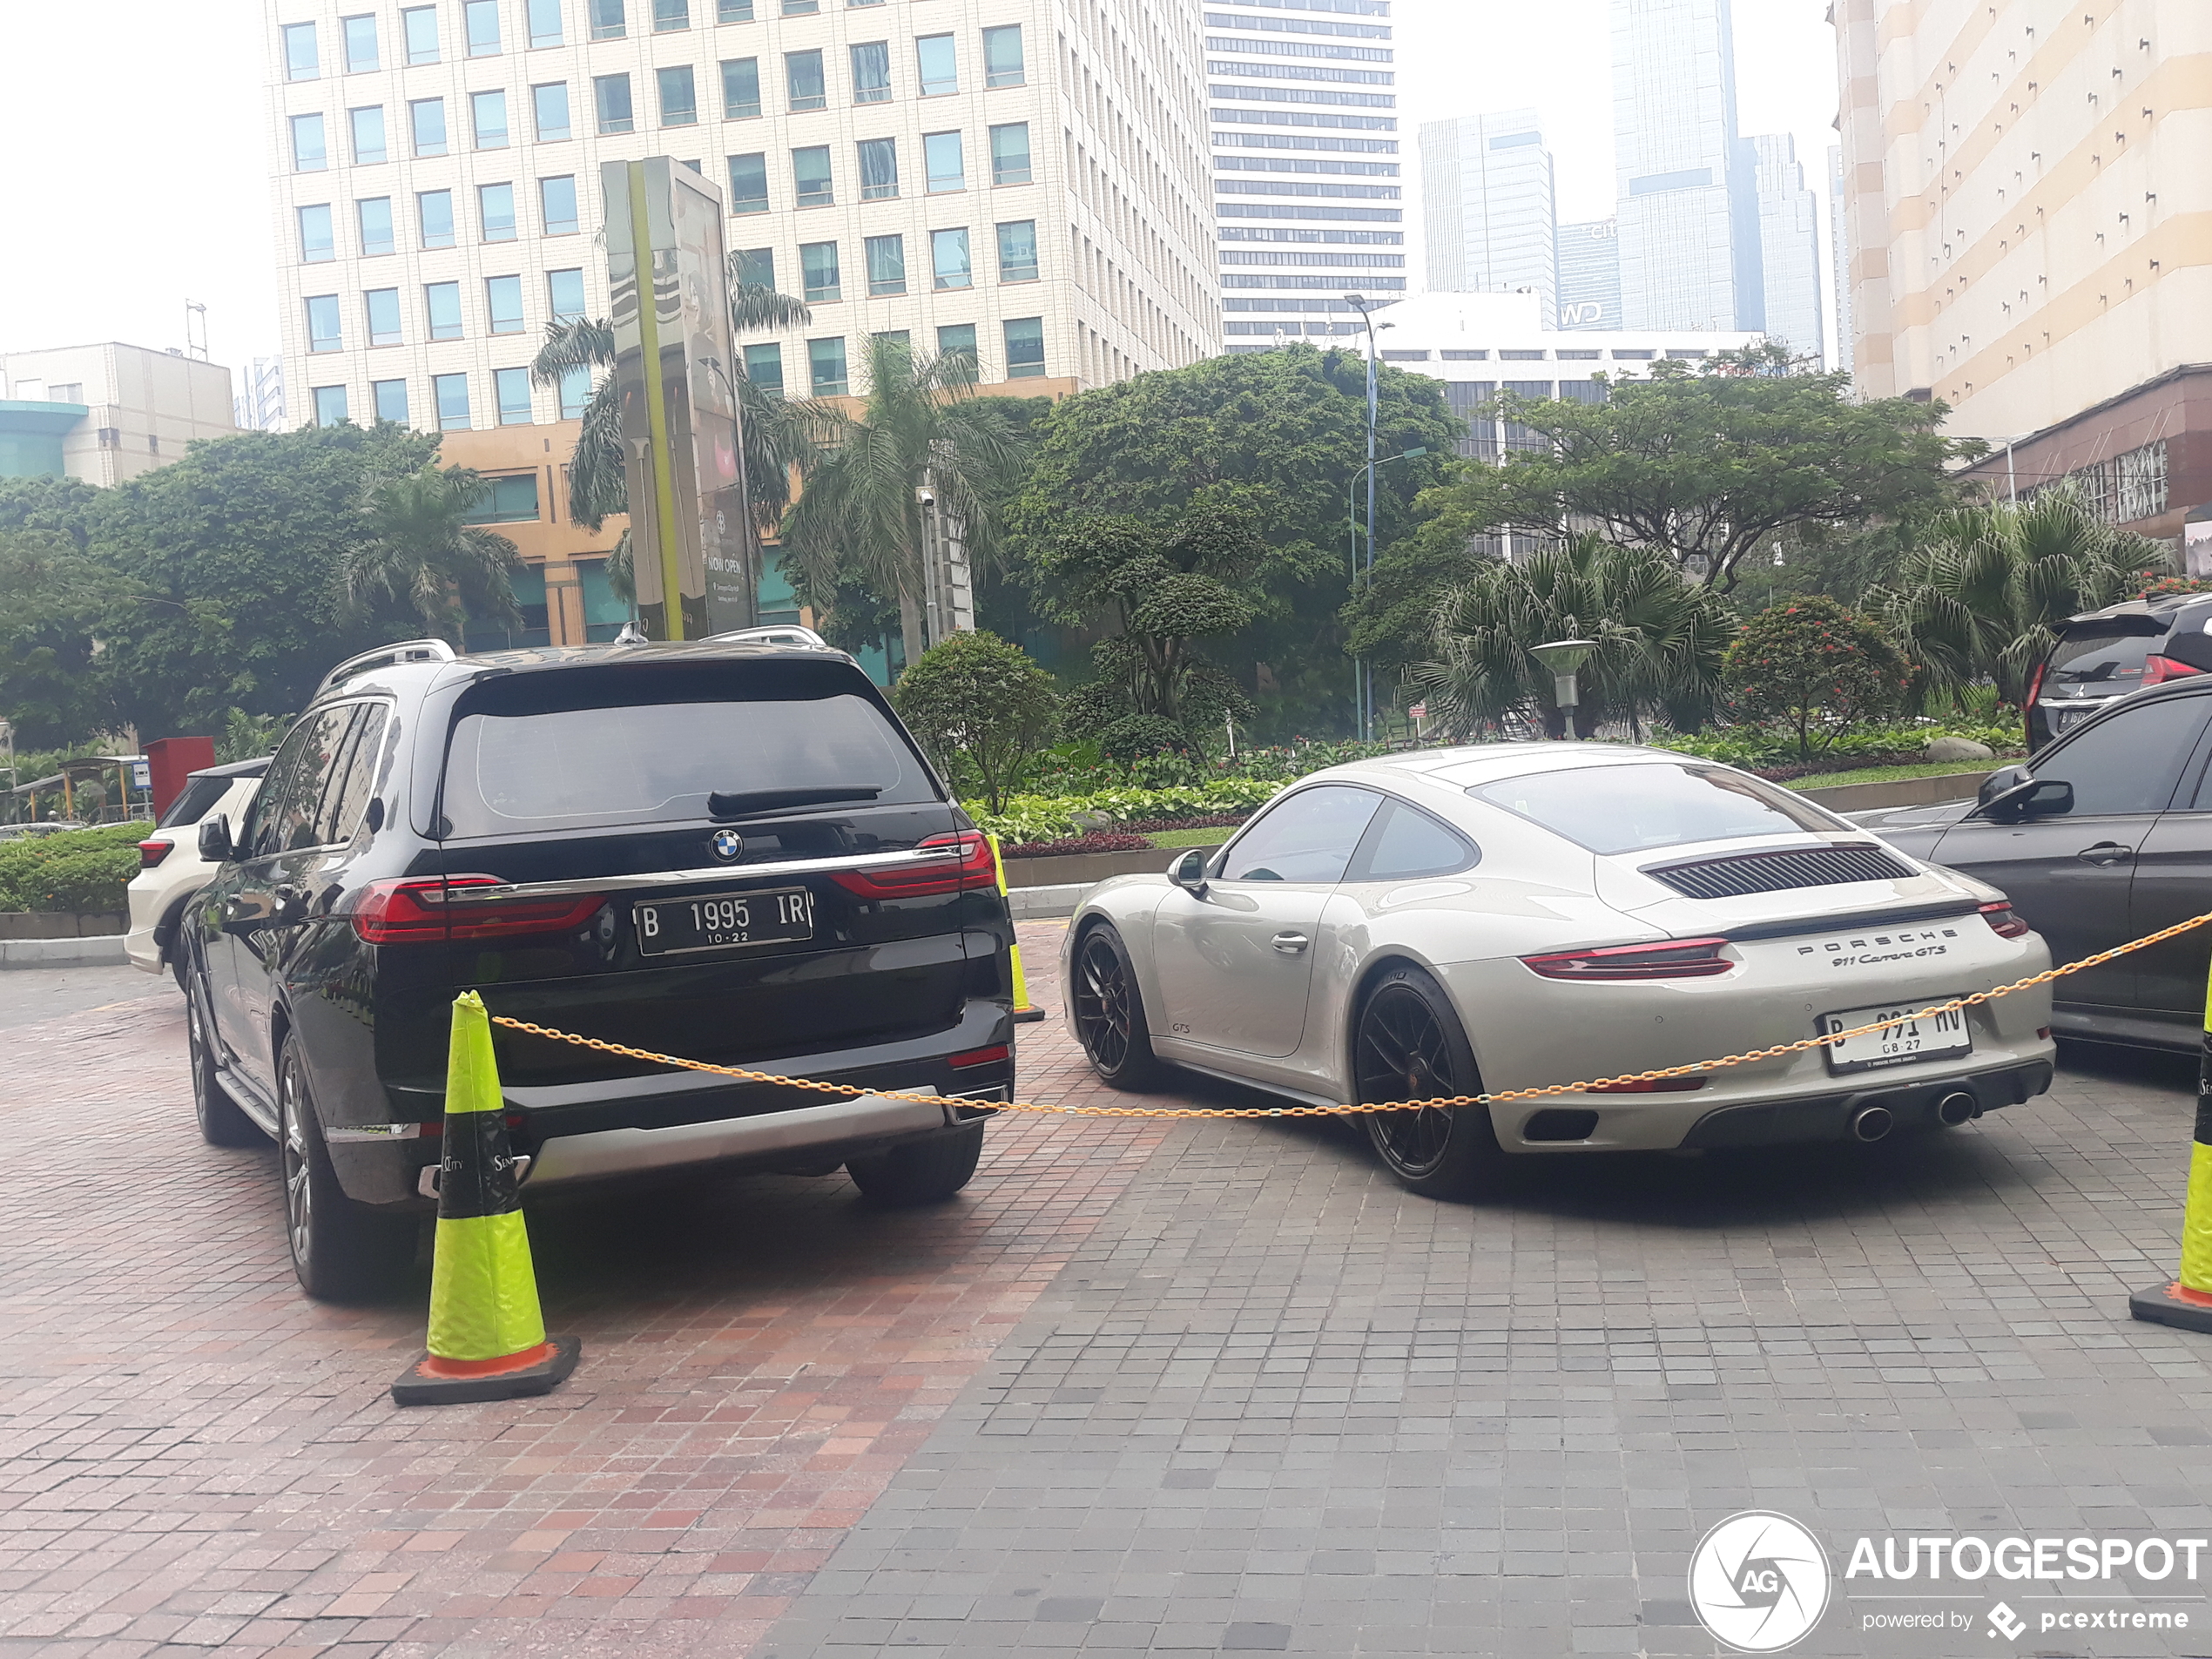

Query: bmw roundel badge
(711, 827), (745, 863)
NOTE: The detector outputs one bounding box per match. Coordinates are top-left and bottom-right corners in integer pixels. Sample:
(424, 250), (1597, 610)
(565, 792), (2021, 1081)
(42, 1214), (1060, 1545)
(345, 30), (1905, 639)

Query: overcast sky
(0, 0), (1842, 381)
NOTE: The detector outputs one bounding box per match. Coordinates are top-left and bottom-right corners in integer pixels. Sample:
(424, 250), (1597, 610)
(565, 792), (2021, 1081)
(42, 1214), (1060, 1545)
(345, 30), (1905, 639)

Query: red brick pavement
(0, 921), (1169, 1657)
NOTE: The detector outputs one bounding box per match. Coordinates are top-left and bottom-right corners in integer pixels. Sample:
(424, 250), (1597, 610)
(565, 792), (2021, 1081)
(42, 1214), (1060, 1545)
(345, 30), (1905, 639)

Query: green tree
(781, 334), (1030, 666)
(1724, 596), (1909, 759)
(891, 629), (1058, 813)
(341, 467), (524, 646)
(0, 528), (123, 748)
(1408, 534), (1737, 740)
(1872, 489), (2166, 705)
(1426, 345), (1979, 592)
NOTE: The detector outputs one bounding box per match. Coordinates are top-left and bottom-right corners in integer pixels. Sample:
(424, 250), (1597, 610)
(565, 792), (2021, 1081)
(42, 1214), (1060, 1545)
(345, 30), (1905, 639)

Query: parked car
(2027, 593), (2212, 750)
(1064, 744), (2056, 1198)
(125, 759), (269, 986)
(1866, 672), (2212, 1053)
(183, 637), (1015, 1299)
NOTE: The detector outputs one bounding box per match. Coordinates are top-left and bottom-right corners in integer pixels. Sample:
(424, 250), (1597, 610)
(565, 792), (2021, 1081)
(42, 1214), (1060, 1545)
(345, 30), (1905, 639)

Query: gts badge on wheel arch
(711, 828), (744, 863)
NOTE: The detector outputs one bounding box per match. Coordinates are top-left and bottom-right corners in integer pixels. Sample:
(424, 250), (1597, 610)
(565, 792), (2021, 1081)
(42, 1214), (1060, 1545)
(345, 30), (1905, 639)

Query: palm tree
(779, 334), (1030, 666)
(1872, 489), (2167, 705)
(1408, 534), (1736, 739)
(342, 468), (524, 646)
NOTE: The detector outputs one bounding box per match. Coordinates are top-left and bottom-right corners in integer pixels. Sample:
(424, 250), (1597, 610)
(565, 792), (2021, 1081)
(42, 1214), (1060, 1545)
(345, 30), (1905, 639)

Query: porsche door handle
(1271, 932), (1310, 954)
(2076, 843), (2134, 866)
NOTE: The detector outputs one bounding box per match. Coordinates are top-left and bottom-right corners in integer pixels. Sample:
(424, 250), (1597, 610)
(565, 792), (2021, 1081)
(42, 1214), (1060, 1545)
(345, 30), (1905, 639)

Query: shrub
(1723, 597), (1910, 761)
(1001, 833), (1153, 859)
(892, 631), (1059, 815)
(0, 822), (149, 915)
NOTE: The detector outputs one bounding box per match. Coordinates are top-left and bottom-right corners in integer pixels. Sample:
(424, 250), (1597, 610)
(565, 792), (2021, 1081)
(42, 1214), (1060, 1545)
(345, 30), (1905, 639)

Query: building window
(410, 97), (448, 157)
(465, 475), (543, 527)
(728, 152), (769, 213)
(936, 321), (976, 364)
(312, 385), (348, 427)
(365, 287), (403, 347)
(290, 113), (327, 172)
(800, 240), (841, 302)
(282, 21), (319, 80)
(783, 0), (819, 13)
(866, 233), (906, 296)
(594, 73), (633, 132)
(349, 105), (386, 164)
(341, 14), (379, 72)
(426, 280), (464, 341)
(989, 122), (1030, 185)
(721, 57), (760, 118)
(305, 294), (343, 354)
(930, 226), (971, 290)
(418, 189), (456, 249)
(298, 204), (335, 263)
(792, 145), (833, 207)
(981, 25), (1023, 88)
(534, 82), (571, 139)
(558, 365), (591, 418)
(495, 368), (534, 424)
(472, 89), (509, 147)
(654, 0), (689, 27)
(539, 175), (579, 235)
(463, 0), (502, 55)
(915, 34), (955, 96)
(850, 40), (891, 104)
(808, 337), (848, 396)
(434, 373), (472, 430)
(924, 131), (963, 192)
(479, 182), (517, 241)
(486, 275), (526, 334)
(719, 0), (753, 19)
(995, 219), (1037, 283)
(590, 0), (626, 37)
(548, 267), (586, 319)
(735, 247), (774, 289)
(786, 49), (826, 112)
(1003, 315), (1044, 378)
(658, 64), (698, 125)
(858, 136), (899, 200)
(744, 341), (783, 392)
(358, 196), (395, 256)
(401, 5), (439, 63)
(528, 0), (565, 47)
(372, 379), (409, 425)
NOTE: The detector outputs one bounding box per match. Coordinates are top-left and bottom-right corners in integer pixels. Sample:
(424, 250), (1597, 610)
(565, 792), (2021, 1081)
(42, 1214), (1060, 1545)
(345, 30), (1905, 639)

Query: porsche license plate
(1819, 1000), (1973, 1075)
(635, 888), (813, 957)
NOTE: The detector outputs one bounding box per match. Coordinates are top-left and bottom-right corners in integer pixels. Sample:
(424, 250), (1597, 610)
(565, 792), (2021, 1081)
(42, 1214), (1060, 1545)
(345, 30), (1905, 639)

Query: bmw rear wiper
(708, 786), (882, 819)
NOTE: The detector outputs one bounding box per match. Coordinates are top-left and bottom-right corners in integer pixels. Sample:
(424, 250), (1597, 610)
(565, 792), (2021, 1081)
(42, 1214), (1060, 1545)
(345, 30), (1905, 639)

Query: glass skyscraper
(1748, 133), (1824, 362)
(1419, 111), (1558, 318)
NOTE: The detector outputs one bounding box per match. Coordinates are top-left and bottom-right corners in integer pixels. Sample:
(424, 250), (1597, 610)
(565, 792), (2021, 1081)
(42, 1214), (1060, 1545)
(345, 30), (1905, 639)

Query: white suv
(125, 759), (268, 985)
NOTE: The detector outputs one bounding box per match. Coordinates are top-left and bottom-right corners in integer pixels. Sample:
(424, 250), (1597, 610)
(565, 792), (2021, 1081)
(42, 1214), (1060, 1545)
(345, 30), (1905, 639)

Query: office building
(0, 343), (237, 485)
(1209, 0), (1405, 348)
(1827, 143), (1851, 375)
(263, 0), (1217, 641)
(234, 356), (290, 431)
(1557, 218), (1622, 330)
(1834, 0), (2212, 540)
(1745, 132), (1823, 362)
(1419, 111), (1556, 316)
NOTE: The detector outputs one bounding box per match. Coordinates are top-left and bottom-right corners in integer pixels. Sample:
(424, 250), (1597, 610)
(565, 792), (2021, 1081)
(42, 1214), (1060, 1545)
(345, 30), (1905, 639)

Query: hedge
(0, 823), (151, 915)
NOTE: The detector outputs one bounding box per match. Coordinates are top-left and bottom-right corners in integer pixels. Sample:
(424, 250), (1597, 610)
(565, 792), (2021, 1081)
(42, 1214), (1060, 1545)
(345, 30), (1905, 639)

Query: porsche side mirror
(197, 814), (233, 864)
(1168, 848), (1210, 894)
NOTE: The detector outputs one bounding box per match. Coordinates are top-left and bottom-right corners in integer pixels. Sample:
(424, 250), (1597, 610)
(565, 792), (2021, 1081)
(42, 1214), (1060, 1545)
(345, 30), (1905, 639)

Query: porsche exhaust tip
(1935, 1091), (1979, 1128)
(1851, 1104), (1895, 1143)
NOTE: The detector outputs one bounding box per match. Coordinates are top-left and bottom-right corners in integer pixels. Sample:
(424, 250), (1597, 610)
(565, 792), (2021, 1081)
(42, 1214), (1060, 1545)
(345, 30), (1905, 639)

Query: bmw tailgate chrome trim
(428, 844), (963, 904)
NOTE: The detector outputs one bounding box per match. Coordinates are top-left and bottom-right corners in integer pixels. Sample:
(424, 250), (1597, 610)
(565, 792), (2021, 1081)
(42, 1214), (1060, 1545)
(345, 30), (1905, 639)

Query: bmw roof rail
(704, 624), (832, 649)
(317, 638), (458, 696)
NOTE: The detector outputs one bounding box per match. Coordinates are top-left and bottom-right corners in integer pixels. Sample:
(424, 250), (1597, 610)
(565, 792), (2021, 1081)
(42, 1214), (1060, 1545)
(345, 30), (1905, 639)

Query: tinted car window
(317, 704), (389, 845)
(2033, 692), (2209, 815)
(2047, 619), (2165, 691)
(1469, 763), (1843, 857)
(156, 773), (233, 830)
(1352, 799), (1477, 881)
(245, 718), (326, 858)
(1219, 785), (1382, 884)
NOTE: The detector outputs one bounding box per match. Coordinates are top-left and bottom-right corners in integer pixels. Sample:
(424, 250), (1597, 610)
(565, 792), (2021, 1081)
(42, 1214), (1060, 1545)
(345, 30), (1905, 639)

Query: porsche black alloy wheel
(1071, 924), (1164, 1089)
(1357, 964), (1499, 1198)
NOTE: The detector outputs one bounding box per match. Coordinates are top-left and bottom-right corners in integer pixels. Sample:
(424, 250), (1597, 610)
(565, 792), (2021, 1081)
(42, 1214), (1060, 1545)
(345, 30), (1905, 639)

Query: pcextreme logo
(1689, 1511), (1833, 1653)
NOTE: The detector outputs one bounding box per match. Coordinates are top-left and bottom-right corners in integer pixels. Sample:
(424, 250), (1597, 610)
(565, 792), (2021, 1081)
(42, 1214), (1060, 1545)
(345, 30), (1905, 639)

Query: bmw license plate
(635, 887), (813, 957)
(1818, 1000), (1973, 1075)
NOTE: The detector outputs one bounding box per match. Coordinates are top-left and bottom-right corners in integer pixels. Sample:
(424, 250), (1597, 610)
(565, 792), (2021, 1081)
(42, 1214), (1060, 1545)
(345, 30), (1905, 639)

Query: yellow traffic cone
(2131, 960), (2212, 1332)
(988, 833), (1047, 1024)
(392, 992), (581, 1404)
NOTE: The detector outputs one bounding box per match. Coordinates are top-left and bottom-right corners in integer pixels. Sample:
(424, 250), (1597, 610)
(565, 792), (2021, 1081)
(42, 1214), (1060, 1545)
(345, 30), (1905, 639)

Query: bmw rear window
(1467, 763), (1845, 856)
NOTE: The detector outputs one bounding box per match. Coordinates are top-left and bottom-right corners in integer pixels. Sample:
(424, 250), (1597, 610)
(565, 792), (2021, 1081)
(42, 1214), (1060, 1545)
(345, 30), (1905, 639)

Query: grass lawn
(1148, 826), (1237, 848)
(1791, 759), (2010, 791)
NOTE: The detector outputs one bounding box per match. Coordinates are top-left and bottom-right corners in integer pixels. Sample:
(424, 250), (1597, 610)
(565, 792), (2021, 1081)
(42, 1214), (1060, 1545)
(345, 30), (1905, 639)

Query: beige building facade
(1834, 0), (2212, 538)
(0, 344), (238, 486)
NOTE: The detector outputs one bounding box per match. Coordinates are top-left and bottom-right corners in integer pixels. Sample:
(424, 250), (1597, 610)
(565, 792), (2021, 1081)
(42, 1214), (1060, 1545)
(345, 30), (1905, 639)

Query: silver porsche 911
(1061, 744), (2059, 1197)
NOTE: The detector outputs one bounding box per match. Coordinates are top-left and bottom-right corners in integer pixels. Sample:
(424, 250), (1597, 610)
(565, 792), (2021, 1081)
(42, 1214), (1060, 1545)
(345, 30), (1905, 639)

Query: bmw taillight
(948, 1042), (1010, 1069)
(138, 840), (172, 869)
(1979, 900), (2031, 940)
(350, 875), (604, 944)
(1521, 937), (1735, 981)
(829, 831), (998, 899)
(2143, 654), (2202, 687)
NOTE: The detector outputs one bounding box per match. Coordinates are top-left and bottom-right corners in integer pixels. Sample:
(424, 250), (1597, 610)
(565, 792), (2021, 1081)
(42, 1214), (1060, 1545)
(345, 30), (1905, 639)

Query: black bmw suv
(184, 637), (1015, 1298)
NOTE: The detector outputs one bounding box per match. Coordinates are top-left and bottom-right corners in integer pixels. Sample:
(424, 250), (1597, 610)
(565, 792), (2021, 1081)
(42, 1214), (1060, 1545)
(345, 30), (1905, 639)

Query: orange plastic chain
(489, 907), (2212, 1122)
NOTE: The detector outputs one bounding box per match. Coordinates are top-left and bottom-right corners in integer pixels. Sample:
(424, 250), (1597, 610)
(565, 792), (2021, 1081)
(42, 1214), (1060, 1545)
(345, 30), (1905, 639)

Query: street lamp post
(1345, 446), (1426, 739)
(1530, 638), (1601, 739)
(1345, 293), (1389, 740)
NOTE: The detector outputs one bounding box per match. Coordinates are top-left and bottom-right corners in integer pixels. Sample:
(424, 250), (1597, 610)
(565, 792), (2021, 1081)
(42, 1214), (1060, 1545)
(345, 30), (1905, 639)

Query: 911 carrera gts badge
(711, 828), (745, 863)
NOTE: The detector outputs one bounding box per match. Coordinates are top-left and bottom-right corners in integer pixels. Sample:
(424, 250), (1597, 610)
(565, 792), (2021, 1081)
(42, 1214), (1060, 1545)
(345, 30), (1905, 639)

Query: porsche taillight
(1979, 900), (2032, 940)
(1520, 937), (1735, 981)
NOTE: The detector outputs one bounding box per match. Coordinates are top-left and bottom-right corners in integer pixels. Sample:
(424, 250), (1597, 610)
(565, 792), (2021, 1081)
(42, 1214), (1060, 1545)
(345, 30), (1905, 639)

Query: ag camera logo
(1689, 1511), (1832, 1653)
